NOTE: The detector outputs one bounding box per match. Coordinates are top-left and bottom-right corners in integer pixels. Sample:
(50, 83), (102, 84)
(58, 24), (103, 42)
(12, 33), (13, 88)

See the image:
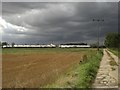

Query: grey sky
(1, 2), (118, 45)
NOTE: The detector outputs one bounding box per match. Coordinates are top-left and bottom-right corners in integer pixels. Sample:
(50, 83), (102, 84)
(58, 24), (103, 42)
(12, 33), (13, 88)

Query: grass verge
(75, 50), (103, 88)
(108, 48), (120, 58)
(106, 50), (118, 66)
(43, 50), (103, 88)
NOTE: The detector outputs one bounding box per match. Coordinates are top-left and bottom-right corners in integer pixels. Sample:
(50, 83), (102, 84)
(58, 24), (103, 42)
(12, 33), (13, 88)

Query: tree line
(104, 32), (120, 48)
(1, 32), (119, 48)
(0, 42), (15, 48)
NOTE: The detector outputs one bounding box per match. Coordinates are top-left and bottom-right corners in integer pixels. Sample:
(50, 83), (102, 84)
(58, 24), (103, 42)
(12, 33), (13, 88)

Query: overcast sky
(0, 2), (118, 45)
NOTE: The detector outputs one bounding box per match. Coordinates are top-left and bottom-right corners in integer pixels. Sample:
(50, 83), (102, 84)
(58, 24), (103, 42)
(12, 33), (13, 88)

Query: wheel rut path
(92, 49), (119, 89)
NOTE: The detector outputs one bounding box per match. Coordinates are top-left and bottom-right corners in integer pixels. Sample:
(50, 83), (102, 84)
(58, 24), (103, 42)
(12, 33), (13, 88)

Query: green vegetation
(2, 48), (96, 54)
(1, 42), (8, 48)
(108, 48), (120, 58)
(11, 42), (15, 47)
(106, 49), (118, 66)
(44, 49), (103, 88)
(75, 50), (103, 88)
(104, 32), (120, 57)
(77, 52), (102, 88)
(104, 32), (120, 48)
(109, 60), (117, 66)
(111, 67), (116, 71)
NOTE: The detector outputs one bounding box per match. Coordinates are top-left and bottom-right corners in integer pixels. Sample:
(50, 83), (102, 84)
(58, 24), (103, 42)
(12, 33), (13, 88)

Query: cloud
(0, 17), (28, 34)
(1, 2), (118, 45)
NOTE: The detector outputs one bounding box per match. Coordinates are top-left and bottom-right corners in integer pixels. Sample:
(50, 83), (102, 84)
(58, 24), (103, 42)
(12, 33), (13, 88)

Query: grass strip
(75, 50), (103, 88)
(108, 48), (120, 58)
(106, 49), (118, 66)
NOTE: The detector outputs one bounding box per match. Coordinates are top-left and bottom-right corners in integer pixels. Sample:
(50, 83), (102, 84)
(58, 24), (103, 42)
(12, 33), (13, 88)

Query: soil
(2, 52), (83, 88)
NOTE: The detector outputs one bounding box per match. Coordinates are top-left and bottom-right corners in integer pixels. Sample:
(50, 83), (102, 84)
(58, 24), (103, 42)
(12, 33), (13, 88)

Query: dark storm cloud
(1, 2), (118, 44)
(2, 2), (49, 15)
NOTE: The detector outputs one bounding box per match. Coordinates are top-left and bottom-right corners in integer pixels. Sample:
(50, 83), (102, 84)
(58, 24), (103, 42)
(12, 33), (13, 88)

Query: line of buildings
(2, 43), (90, 48)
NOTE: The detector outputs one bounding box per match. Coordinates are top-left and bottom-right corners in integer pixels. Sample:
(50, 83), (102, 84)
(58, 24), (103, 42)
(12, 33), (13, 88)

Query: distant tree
(90, 43), (97, 48)
(11, 42), (15, 47)
(0, 42), (1, 47)
(0, 42), (2, 48)
(2, 42), (8, 48)
(104, 33), (120, 48)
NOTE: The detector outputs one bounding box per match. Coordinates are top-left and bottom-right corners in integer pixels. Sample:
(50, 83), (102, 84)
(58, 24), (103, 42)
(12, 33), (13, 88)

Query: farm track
(92, 49), (119, 88)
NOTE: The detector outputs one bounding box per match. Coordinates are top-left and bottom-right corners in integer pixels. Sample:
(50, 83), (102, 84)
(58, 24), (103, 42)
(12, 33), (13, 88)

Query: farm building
(2, 43), (90, 48)
(58, 45), (90, 48)
(2, 44), (56, 48)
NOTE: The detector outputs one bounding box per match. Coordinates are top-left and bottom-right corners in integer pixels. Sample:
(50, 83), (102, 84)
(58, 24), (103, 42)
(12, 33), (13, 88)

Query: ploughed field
(2, 48), (95, 88)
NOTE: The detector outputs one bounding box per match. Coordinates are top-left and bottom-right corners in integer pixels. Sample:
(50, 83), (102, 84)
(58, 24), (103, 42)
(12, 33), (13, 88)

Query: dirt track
(92, 49), (118, 88)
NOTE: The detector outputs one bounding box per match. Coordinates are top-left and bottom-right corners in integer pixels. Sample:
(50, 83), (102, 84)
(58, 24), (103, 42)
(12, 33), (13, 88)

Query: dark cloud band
(1, 2), (118, 45)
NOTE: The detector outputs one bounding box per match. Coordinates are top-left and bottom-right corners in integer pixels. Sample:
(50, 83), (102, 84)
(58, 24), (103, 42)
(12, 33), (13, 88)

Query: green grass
(43, 49), (103, 88)
(75, 50), (103, 88)
(108, 48), (120, 58)
(2, 48), (96, 54)
(106, 50), (118, 66)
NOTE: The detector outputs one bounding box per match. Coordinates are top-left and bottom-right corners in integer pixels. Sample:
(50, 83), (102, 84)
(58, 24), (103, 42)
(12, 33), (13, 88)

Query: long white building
(3, 44), (56, 48)
(2, 44), (90, 48)
(58, 45), (90, 48)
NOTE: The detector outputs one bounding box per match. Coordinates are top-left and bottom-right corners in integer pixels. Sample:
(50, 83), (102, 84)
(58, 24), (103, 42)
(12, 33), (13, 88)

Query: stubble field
(2, 48), (96, 88)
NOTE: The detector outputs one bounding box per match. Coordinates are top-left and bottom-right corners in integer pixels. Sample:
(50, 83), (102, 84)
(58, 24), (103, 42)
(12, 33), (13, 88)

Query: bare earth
(92, 49), (119, 88)
(2, 52), (83, 88)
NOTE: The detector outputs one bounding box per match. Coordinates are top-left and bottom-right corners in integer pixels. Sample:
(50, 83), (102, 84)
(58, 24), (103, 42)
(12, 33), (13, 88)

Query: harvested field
(2, 48), (96, 88)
